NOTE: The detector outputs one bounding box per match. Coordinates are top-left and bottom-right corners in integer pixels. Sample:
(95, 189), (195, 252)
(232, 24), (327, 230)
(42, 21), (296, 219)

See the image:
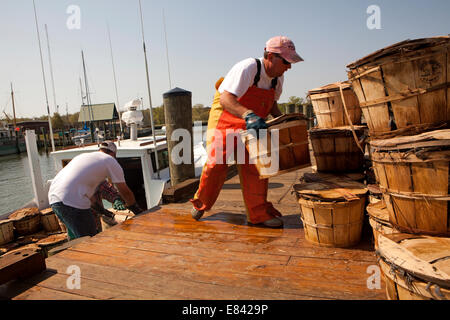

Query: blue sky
(0, 0), (449, 118)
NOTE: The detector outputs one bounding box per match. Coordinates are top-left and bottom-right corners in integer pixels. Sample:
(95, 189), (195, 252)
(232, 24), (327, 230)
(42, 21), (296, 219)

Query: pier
(0, 167), (385, 300)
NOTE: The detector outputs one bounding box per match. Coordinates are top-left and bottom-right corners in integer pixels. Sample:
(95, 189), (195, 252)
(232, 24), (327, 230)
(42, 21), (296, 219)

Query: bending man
(48, 141), (143, 240)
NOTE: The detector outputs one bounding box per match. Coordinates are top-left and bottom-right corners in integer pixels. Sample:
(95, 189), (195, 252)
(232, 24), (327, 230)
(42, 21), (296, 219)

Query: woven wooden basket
(9, 207), (41, 236)
(308, 81), (361, 129)
(0, 220), (15, 245)
(377, 233), (450, 300)
(294, 174), (368, 248)
(370, 129), (450, 236)
(309, 126), (366, 172)
(40, 208), (62, 233)
(240, 113), (311, 179)
(347, 36), (450, 139)
(366, 201), (399, 250)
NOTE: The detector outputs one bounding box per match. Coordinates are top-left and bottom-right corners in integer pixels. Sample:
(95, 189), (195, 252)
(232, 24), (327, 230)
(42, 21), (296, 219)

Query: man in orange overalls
(190, 36), (303, 228)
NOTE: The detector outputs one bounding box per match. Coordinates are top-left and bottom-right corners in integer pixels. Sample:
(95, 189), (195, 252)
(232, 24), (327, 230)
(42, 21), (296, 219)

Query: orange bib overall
(191, 60), (281, 224)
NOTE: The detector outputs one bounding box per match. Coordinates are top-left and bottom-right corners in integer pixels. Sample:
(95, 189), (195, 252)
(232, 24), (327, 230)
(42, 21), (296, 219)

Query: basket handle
(339, 83), (365, 155)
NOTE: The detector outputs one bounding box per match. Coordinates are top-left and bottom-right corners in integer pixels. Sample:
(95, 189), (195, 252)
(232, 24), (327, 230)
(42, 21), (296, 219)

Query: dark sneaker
(191, 207), (204, 221)
(262, 217), (284, 228)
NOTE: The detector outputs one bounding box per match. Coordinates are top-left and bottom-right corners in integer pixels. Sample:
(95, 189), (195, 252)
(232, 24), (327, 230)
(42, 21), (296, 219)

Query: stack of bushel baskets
(293, 81), (370, 248)
(347, 36), (450, 300)
(0, 207), (68, 258)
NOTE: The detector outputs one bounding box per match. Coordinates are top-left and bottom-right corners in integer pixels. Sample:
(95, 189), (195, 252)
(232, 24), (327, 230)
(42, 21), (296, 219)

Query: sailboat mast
(10, 83), (20, 154)
(79, 77), (85, 105)
(138, 0), (160, 178)
(163, 8), (172, 89)
(81, 50), (95, 141)
(44, 24), (58, 116)
(10, 83), (17, 130)
(107, 23), (124, 138)
(32, 0), (55, 152)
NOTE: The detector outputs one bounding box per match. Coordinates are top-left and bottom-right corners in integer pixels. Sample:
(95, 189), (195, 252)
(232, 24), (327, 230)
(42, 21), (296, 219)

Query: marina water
(0, 151), (56, 216)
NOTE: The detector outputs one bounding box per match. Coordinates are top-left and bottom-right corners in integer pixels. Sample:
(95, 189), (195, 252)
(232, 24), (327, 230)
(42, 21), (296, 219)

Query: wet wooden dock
(0, 167), (386, 300)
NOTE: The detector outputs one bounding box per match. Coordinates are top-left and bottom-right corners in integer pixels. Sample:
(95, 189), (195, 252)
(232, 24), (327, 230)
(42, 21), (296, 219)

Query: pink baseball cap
(265, 36), (304, 64)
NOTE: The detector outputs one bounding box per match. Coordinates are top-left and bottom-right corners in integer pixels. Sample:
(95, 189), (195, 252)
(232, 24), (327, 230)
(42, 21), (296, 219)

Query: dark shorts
(51, 202), (98, 240)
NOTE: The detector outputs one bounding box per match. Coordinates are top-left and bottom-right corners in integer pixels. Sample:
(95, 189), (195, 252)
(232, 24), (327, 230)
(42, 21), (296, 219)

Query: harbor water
(0, 151), (56, 217)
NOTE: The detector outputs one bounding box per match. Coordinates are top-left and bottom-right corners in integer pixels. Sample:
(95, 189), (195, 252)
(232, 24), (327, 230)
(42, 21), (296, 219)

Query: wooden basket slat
(0, 221), (15, 245)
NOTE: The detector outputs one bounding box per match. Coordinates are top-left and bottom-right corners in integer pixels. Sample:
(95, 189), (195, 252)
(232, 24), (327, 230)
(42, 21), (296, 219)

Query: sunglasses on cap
(273, 53), (291, 65)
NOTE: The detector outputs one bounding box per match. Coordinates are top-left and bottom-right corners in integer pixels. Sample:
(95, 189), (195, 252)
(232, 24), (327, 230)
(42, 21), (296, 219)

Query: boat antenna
(107, 22), (124, 138)
(138, 0), (160, 178)
(32, 0), (55, 152)
(163, 8), (172, 89)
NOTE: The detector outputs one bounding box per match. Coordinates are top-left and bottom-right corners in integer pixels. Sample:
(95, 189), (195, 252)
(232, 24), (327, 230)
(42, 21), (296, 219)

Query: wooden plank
(54, 247), (383, 300)
(162, 178), (200, 203)
(14, 285), (94, 300)
(20, 271), (184, 300)
(78, 235), (291, 265)
(0, 248), (46, 285)
(96, 228), (376, 262)
(65, 239), (373, 286)
(45, 256), (316, 300)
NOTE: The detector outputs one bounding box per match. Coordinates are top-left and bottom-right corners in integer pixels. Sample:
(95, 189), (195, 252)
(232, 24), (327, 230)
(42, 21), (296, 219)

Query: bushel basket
(240, 113), (311, 179)
(347, 36), (450, 139)
(377, 233), (450, 300)
(309, 126), (366, 172)
(370, 129), (450, 236)
(294, 174), (368, 248)
(308, 81), (361, 128)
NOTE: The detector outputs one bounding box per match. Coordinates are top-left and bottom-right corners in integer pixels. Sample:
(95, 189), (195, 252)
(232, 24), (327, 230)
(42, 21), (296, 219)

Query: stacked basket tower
(293, 81), (370, 248)
(347, 36), (450, 300)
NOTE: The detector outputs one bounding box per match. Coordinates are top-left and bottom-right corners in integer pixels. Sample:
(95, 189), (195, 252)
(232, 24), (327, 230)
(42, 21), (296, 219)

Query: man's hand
(113, 199), (126, 211)
(127, 203), (144, 215)
(245, 112), (268, 138)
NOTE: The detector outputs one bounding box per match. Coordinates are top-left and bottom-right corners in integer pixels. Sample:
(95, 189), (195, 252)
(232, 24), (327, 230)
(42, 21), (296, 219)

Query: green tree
(51, 112), (65, 130)
(288, 96), (304, 105)
(142, 105), (165, 126)
(192, 104), (210, 122)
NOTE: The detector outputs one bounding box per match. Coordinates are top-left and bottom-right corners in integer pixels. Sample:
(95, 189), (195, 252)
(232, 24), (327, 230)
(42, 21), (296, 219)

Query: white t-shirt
(218, 57), (284, 101)
(48, 152), (126, 209)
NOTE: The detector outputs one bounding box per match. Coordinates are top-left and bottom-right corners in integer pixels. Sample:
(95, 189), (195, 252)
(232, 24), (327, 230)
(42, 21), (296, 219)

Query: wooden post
(163, 87), (195, 186)
(25, 130), (49, 210)
(41, 127), (48, 153)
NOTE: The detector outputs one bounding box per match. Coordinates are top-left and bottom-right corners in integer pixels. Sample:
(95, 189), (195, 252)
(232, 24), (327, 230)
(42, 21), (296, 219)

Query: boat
(0, 122), (26, 156)
(51, 124), (207, 211)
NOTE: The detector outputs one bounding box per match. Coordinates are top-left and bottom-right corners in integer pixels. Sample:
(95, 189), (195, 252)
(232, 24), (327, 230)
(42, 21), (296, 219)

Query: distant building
(78, 103), (121, 138)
